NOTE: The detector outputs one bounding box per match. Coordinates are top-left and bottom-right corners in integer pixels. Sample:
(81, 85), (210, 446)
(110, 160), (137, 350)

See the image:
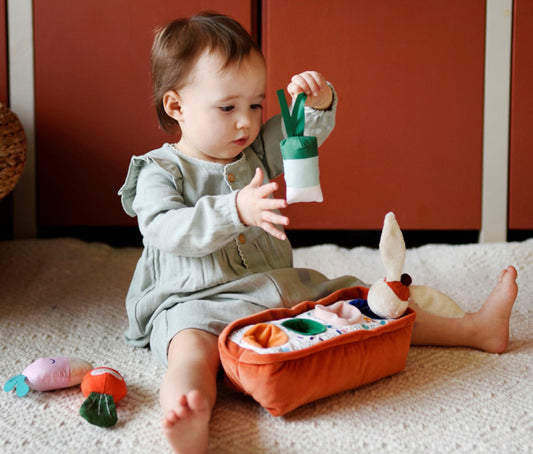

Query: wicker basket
(0, 103), (27, 201)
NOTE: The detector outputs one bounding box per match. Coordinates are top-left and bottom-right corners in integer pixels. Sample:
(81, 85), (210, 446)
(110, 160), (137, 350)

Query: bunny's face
(367, 279), (409, 319)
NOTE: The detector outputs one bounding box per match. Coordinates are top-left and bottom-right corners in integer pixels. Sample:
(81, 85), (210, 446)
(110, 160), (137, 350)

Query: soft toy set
(79, 367), (128, 427)
(219, 287), (416, 416)
(219, 211), (466, 416)
(4, 212), (464, 420)
(4, 96), (466, 423)
(4, 357), (126, 427)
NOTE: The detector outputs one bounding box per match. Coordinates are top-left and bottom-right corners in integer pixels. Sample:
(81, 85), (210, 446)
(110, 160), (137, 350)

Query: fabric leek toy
(3, 356), (93, 397)
(79, 367), (127, 428)
(367, 212), (466, 319)
(277, 89), (323, 204)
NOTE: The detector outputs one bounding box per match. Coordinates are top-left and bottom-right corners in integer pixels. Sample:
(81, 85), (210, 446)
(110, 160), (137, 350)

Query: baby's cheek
(250, 119), (262, 141)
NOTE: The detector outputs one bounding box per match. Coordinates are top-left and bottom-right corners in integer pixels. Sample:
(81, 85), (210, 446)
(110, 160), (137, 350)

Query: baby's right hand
(287, 71), (332, 110)
(236, 168), (289, 241)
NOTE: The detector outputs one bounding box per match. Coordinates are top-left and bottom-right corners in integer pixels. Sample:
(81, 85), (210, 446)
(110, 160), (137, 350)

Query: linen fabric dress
(119, 91), (363, 365)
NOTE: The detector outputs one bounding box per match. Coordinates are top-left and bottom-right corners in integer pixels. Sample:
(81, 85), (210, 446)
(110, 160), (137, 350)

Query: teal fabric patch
(3, 375), (30, 397)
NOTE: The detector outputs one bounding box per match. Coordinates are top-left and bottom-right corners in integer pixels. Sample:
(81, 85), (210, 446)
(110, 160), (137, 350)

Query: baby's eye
(251, 104), (263, 110)
(219, 105), (234, 112)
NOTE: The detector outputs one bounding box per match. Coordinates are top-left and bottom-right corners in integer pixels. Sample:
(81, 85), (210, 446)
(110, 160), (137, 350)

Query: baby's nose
(236, 113), (251, 129)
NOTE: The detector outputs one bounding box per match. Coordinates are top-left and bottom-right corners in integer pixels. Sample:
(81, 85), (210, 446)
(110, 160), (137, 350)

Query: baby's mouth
(233, 137), (248, 147)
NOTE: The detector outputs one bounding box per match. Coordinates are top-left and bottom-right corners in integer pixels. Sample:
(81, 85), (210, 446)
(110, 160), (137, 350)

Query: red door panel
(509, 0), (533, 229)
(33, 1), (254, 226)
(263, 0), (485, 230)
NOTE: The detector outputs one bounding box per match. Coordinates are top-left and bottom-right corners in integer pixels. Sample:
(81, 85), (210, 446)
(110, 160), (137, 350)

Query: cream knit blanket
(1, 238), (532, 453)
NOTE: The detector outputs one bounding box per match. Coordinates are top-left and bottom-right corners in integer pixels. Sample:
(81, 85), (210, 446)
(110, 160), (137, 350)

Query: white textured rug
(1, 238), (532, 453)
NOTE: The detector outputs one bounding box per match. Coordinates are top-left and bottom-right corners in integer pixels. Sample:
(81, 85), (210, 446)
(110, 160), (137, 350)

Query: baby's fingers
(261, 209), (289, 227)
(258, 196), (287, 212)
(256, 181), (280, 199)
(260, 221), (287, 241)
(249, 167), (265, 187)
(289, 71), (326, 97)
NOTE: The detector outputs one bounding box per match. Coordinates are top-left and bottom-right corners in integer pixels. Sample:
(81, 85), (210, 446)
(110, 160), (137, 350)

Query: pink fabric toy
(314, 300), (363, 325)
(3, 356), (93, 397)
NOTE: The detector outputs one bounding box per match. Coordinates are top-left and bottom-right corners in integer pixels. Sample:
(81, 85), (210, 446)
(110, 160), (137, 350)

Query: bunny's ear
(379, 212), (406, 282)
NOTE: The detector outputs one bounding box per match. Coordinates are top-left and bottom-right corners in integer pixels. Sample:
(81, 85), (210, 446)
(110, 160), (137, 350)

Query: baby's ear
(163, 90), (184, 121)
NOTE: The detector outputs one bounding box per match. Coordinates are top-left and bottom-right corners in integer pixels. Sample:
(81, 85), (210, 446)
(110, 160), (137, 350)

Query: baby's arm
(132, 162), (246, 256)
(237, 72), (335, 239)
(253, 71), (336, 176)
(287, 71), (336, 147)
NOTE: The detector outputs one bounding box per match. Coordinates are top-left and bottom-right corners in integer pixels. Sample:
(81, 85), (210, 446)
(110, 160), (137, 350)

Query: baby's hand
(287, 71), (333, 110)
(236, 168), (289, 241)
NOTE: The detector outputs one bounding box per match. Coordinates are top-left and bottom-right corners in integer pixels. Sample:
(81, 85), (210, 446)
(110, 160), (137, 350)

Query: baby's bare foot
(469, 265), (518, 353)
(162, 390), (210, 454)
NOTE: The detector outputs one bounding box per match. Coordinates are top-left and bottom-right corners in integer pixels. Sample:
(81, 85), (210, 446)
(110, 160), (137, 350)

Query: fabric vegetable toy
(3, 356), (93, 397)
(277, 89), (323, 204)
(79, 367), (127, 428)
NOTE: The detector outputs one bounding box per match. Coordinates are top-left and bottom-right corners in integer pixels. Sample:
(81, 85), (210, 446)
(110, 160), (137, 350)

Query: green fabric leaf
(277, 90), (306, 137)
(4, 375), (30, 397)
(79, 392), (118, 427)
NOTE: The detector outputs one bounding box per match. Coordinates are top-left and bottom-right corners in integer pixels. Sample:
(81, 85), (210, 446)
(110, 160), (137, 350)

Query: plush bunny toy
(367, 212), (411, 319)
(367, 212), (466, 319)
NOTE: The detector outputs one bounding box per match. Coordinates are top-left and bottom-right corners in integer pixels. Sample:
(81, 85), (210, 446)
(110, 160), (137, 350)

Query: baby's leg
(160, 329), (220, 454)
(409, 266), (518, 353)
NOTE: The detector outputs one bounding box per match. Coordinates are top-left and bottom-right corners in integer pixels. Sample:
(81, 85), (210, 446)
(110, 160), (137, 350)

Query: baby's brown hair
(151, 12), (263, 134)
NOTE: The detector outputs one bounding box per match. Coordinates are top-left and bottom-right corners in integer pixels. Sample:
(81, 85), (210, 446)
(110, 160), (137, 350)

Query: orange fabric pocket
(242, 323), (289, 349)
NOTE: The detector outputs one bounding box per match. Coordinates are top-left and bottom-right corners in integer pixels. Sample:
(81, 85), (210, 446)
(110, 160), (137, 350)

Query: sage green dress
(119, 93), (363, 365)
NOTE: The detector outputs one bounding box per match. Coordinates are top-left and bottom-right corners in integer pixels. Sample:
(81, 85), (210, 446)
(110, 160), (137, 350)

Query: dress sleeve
(302, 82), (338, 147)
(119, 156), (246, 257)
(248, 114), (285, 180)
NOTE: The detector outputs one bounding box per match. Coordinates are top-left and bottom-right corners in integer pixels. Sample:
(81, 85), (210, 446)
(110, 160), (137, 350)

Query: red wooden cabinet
(29, 0), (531, 234)
(509, 0), (533, 230)
(263, 0), (485, 230)
(33, 0), (254, 227)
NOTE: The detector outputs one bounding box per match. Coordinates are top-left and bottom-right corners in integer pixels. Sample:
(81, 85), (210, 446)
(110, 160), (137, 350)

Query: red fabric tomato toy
(79, 367), (127, 427)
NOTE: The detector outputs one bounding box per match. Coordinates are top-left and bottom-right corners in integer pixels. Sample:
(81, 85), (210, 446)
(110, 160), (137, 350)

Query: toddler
(119, 12), (518, 454)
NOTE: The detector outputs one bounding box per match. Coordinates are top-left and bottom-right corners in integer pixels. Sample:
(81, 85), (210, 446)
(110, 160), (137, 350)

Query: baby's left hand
(287, 71), (333, 110)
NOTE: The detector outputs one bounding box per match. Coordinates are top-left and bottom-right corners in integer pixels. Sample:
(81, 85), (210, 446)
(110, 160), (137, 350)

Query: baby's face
(174, 49), (267, 165)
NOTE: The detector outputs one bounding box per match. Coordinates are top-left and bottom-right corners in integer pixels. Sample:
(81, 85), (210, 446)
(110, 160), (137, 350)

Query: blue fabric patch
(348, 299), (385, 320)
